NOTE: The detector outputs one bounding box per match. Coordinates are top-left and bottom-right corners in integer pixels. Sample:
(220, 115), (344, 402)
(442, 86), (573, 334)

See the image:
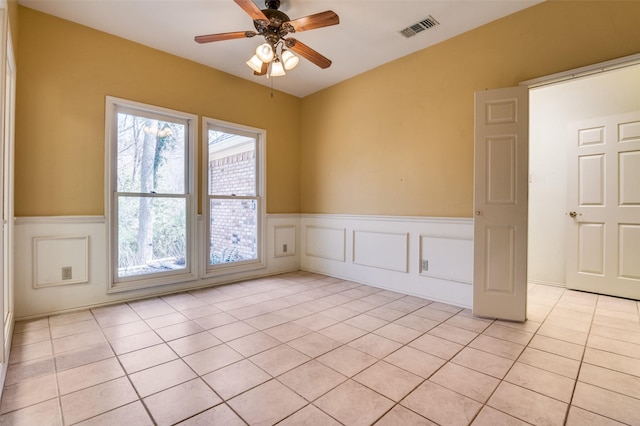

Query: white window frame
(105, 96), (198, 293)
(202, 117), (266, 277)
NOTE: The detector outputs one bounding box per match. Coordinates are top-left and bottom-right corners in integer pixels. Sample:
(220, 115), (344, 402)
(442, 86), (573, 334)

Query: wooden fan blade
(254, 61), (268, 76)
(286, 38), (332, 69)
(194, 31), (256, 43)
(234, 0), (268, 21)
(289, 11), (339, 32)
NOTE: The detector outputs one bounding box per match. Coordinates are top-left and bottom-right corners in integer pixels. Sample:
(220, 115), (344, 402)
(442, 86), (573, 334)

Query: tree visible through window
(107, 99), (261, 289)
(112, 104), (192, 282)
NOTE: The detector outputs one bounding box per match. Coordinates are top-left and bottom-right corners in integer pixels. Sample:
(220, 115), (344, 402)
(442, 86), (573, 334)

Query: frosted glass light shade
(256, 43), (274, 62)
(270, 60), (286, 77)
(281, 50), (299, 70)
(246, 55), (264, 73)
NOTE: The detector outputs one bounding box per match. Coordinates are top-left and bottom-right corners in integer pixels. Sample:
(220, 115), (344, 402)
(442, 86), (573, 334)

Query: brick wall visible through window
(209, 150), (256, 261)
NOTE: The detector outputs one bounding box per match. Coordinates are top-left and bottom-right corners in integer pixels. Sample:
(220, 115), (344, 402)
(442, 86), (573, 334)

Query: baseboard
(528, 279), (566, 288)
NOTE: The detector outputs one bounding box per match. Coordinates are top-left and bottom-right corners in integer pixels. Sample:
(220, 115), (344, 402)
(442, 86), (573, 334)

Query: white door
(473, 86), (529, 321)
(566, 111), (640, 299)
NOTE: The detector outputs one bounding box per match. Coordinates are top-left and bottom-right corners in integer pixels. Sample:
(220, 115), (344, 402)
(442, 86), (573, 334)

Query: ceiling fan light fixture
(281, 49), (299, 70)
(246, 54), (264, 73)
(194, 1), (339, 76)
(270, 59), (286, 77)
(256, 42), (274, 62)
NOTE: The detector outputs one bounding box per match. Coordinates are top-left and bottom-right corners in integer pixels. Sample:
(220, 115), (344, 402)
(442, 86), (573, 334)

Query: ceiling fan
(194, 0), (339, 77)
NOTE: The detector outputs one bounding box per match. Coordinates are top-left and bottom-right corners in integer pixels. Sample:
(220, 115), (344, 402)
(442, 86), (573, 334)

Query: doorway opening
(527, 61), (640, 297)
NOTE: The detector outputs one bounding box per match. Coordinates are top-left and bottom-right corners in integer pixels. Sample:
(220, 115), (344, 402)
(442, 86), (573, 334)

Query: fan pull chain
(270, 75), (274, 98)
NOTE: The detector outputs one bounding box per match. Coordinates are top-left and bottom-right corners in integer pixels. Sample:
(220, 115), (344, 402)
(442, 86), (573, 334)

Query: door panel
(578, 223), (604, 274)
(619, 225), (640, 279)
(485, 225), (515, 293)
(567, 111), (640, 299)
(486, 136), (516, 203)
(473, 86), (529, 321)
(578, 155), (604, 205)
(619, 151), (640, 205)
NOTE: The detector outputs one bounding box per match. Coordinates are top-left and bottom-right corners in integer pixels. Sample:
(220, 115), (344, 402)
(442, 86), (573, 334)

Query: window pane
(208, 129), (256, 196)
(117, 112), (186, 194)
(209, 198), (257, 265)
(118, 196), (186, 277)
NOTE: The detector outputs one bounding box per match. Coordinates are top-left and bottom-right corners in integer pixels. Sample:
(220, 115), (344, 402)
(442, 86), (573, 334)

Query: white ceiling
(18, 0), (542, 98)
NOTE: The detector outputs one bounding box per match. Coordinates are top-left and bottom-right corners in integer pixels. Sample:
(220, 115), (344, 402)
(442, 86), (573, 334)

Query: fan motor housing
(260, 8), (290, 25)
(255, 7), (291, 42)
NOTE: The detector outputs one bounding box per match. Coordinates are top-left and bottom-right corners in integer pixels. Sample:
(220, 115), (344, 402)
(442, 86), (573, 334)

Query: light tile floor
(1, 271), (639, 425)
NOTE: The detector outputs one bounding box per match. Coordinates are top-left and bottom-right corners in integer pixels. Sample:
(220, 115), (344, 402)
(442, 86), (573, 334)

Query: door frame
(521, 53), (640, 89)
(0, 0), (14, 395)
(521, 52), (640, 288)
(473, 53), (640, 319)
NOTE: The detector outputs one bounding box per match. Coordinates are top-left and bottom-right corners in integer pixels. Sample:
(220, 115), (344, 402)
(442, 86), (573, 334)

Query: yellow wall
(16, 6), (300, 216)
(16, 2), (640, 219)
(300, 0), (640, 217)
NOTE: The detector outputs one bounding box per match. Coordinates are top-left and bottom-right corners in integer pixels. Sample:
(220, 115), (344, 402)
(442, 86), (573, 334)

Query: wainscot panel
(274, 225), (297, 258)
(300, 214), (473, 308)
(33, 235), (89, 288)
(305, 225), (346, 261)
(420, 235), (473, 284)
(353, 230), (409, 273)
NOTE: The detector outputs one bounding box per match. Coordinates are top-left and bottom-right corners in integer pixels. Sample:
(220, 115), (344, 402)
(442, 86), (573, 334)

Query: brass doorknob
(569, 211), (577, 218)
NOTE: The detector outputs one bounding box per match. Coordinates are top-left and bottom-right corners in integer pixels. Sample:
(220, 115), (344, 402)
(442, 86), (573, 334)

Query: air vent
(400, 16), (440, 38)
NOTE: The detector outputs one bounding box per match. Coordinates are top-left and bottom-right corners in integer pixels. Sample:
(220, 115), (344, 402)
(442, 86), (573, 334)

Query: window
(203, 118), (265, 274)
(106, 97), (196, 291)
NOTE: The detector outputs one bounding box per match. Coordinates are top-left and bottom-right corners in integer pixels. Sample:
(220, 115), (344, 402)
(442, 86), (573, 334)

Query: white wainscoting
(301, 214), (474, 308)
(14, 214), (473, 318)
(14, 214), (300, 319)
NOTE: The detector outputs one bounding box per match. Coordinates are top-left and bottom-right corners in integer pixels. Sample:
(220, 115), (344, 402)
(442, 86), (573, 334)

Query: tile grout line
(267, 295), (438, 425)
(48, 317), (66, 426)
(0, 285), (533, 424)
(289, 299), (491, 424)
(466, 285), (567, 425)
(215, 286), (437, 425)
(126, 298), (252, 426)
(90, 305), (158, 426)
(561, 291), (599, 425)
(7, 287), (472, 425)
(4, 275), (639, 425)
(565, 294), (640, 425)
